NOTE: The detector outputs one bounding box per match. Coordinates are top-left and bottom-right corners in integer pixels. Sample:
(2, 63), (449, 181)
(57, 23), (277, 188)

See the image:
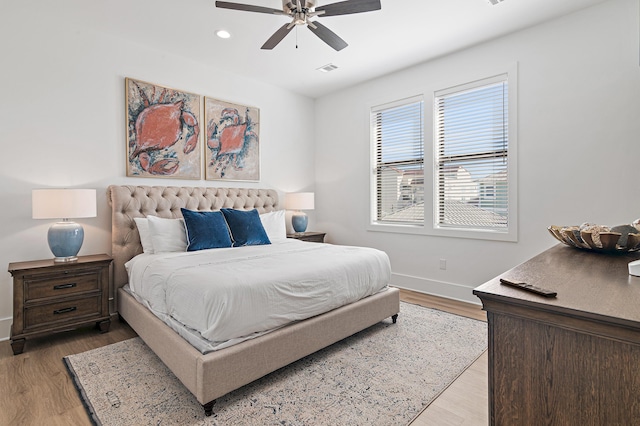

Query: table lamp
(285, 192), (314, 233)
(32, 188), (97, 262)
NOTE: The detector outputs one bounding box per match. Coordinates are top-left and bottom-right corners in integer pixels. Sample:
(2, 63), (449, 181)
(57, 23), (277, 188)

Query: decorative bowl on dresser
(286, 231), (326, 243)
(8, 254), (112, 355)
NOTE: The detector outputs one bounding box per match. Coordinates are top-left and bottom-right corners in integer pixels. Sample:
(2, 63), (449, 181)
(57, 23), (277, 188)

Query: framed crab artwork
(204, 97), (260, 181)
(126, 78), (202, 179)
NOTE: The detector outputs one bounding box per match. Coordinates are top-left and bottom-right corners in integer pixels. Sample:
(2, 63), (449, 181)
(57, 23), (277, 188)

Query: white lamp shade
(285, 192), (315, 210)
(32, 189), (97, 219)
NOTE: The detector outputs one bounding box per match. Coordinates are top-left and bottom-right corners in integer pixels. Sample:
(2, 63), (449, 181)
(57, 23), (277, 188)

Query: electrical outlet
(439, 259), (447, 270)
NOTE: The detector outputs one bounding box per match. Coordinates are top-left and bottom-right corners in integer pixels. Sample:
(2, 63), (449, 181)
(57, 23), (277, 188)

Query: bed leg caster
(392, 314), (398, 324)
(203, 400), (216, 416)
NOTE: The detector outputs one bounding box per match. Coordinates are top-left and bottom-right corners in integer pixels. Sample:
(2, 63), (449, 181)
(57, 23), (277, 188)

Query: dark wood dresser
(473, 244), (640, 425)
(8, 254), (112, 355)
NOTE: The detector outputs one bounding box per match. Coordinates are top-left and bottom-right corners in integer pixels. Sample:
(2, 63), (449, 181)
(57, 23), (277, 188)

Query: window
(433, 73), (515, 239)
(371, 97), (424, 225)
(368, 67), (517, 240)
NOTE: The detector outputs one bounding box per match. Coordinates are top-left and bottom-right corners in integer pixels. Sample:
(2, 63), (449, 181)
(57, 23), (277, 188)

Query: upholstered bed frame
(107, 185), (400, 415)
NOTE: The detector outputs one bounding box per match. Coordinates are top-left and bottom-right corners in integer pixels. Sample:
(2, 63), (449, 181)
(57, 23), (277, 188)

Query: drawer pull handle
(53, 307), (77, 315)
(53, 283), (77, 290)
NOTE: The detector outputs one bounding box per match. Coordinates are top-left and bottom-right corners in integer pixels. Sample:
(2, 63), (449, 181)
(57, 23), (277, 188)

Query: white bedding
(125, 239), (391, 351)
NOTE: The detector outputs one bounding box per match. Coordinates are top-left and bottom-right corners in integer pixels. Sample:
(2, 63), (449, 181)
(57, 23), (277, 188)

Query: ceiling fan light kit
(215, 0), (381, 51)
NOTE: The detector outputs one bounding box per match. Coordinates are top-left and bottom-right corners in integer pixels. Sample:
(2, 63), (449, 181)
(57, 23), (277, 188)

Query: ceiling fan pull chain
(296, 26), (299, 49)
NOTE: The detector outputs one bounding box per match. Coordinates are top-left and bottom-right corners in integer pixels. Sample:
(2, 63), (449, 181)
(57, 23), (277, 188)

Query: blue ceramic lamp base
(292, 212), (308, 233)
(48, 220), (84, 262)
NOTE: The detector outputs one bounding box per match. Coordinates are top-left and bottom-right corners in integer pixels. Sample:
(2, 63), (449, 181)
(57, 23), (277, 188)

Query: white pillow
(260, 210), (287, 242)
(147, 215), (188, 253)
(134, 217), (154, 254)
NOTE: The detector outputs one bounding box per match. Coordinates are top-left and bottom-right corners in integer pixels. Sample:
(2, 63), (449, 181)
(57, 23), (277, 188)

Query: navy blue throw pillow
(181, 208), (233, 251)
(221, 208), (271, 247)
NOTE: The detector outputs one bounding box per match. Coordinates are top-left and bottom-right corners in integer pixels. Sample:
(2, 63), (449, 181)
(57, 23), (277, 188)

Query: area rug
(64, 302), (487, 426)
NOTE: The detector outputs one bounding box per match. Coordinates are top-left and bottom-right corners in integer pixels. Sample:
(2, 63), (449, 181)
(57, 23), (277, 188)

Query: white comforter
(126, 239), (390, 345)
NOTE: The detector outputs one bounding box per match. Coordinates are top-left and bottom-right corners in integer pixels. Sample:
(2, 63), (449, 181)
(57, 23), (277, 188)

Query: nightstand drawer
(24, 295), (101, 330)
(24, 270), (100, 301)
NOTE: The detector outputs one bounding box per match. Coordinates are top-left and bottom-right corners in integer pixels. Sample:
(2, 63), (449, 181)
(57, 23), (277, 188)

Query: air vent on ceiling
(488, 0), (505, 4)
(316, 64), (339, 73)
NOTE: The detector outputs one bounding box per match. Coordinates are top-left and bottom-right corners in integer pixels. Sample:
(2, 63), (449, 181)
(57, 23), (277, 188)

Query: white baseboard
(391, 273), (482, 305)
(0, 317), (11, 342)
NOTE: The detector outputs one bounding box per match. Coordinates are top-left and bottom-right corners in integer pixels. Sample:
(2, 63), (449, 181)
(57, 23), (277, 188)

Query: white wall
(0, 3), (316, 340)
(315, 0), (640, 303)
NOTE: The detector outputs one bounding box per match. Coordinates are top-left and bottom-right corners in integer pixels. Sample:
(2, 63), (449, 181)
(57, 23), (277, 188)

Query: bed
(108, 185), (400, 415)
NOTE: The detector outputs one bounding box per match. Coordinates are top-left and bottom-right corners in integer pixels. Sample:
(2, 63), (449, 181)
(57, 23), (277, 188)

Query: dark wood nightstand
(287, 232), (326, 243)
(8, 254), (112, 355)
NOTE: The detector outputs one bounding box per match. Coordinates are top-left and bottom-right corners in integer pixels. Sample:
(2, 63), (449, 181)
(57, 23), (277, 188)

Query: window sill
(367, 223), (424, 235)
(426, 225), (517, 242)
(367, 222), (517, 242)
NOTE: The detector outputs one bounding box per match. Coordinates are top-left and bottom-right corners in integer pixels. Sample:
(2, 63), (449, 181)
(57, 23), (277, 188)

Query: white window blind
(435, 76), (509, 231)
(372, 98), (424, 224)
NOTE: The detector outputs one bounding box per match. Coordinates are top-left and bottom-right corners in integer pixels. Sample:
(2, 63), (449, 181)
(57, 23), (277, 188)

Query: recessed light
(316, 63), (338, 73)
(216, 30), (231, 39)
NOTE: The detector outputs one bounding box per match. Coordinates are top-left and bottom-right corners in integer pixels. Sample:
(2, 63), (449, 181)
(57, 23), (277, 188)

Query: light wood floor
(403, 289), (488, 426)
(0, 289), (488, 425)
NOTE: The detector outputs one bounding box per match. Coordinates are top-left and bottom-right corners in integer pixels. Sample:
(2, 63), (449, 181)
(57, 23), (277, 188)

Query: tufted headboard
(107, 185), (280, 290)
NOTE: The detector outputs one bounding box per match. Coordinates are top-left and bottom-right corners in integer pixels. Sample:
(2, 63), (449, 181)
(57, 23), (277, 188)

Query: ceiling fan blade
(215, 1), (285, 15)
(307, 21), (348, 51)
(261, 23), (295, 50)
(315, 0), (381, 17)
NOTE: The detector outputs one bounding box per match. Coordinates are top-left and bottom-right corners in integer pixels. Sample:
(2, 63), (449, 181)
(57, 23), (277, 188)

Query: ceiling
(88, 0), (607, 98)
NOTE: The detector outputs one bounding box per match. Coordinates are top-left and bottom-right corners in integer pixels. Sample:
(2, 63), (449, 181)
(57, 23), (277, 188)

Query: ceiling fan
(215, 0), (381, 51)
